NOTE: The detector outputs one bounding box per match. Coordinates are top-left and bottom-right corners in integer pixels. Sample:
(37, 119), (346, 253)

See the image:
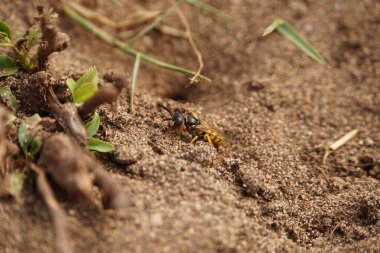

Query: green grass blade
(61, 2), (211, 82)
(263, 18), (327, 65)
(130, 53), (141, 113)
(84, 112), (100, 138)
(127, 0), (185, 46)
(185, 0), (232, 20)
(263, 18), (284, 36)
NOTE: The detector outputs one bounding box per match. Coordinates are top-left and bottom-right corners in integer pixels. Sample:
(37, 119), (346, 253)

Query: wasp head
(171, 112), (185, 128)
(158, 103), (184, 129)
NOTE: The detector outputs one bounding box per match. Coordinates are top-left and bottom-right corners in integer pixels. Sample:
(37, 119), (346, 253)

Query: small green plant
(66, 66), (114, 153)
(84, 112), (115, 153)
(18, 114), (42, 160)
(0, 20), (42, 74)
(66, 66), (98, 104)
(263, 18), (327, 65)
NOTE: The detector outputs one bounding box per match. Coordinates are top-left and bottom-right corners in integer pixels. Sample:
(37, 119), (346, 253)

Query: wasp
(158, 103), (224, 149)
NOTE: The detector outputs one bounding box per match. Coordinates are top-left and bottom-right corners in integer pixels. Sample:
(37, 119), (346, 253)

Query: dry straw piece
(323, 129), (359, 164)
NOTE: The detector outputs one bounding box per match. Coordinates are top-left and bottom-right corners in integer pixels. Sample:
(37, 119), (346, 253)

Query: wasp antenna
(157, 102), (173, 116)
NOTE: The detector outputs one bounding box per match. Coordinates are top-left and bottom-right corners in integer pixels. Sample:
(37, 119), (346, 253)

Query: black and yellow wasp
(158, 103), (224, 149)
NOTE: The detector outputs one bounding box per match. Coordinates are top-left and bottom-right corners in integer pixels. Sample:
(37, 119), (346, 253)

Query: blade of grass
(127, 0), (185, 46)
(129, 53), (141, 113)
(263, 18), (327, 65)
(185, 0), (232, 20)
(61, 2), (211, 82)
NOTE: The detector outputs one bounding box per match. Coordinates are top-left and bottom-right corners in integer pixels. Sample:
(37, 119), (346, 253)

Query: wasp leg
(190, 135), (199, 144)
(205, 134), (214, 146)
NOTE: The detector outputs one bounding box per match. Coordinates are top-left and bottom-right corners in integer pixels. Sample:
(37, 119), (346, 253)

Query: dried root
(30, 163), (72, 253)
(38, 133), (130, 210)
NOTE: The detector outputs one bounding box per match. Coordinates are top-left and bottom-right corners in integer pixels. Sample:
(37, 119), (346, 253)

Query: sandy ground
(1, 0), (380, 252)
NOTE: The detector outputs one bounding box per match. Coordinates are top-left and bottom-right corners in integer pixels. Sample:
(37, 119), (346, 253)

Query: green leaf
(84, 112), (100, 138)
(263, 18), (327, 65)
(0, 56), (18, 77)
(0, 86), (17, 113)
(88, 137), (115, 153)
(0, 21), (12, 39)
(72, 81), (98, 104)
(66, 78), (76, 95)
(75, 66), (98, 93)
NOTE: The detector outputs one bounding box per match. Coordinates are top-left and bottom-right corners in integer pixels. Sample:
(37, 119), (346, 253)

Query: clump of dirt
(1, 0), (380, 253)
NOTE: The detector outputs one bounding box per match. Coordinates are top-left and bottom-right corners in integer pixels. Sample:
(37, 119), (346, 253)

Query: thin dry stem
(30, 163), (72, 253)
(323, 129), (359, 164)
(158, 25), (188, 38)
(66, 1), (161, 30)
(170, 0), (204, 84)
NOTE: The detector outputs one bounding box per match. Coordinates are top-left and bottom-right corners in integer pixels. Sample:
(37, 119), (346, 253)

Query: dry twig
(170, 0), (204, 84)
